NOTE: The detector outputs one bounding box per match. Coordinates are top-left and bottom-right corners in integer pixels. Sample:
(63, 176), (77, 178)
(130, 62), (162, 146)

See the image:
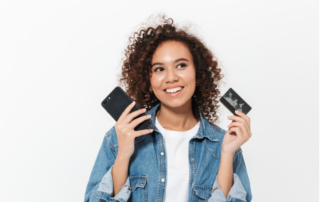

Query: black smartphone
(219, 88), (252, 116)
(101, 86), (153, 131)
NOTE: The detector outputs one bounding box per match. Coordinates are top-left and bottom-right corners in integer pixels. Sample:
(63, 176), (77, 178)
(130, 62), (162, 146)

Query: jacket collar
(146, 103), (220, 142)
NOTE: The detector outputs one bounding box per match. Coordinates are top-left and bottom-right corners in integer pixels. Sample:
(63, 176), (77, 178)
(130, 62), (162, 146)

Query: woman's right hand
(114, 101), (153, 159)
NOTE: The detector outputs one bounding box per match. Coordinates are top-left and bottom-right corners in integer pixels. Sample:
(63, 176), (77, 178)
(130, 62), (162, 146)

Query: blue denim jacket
(84, 103), (252, 202)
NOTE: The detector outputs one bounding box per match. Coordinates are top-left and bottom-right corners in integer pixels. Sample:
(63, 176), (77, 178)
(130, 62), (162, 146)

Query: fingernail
(132, 101), (136, 104)
(149, 129), (153, 132)
(235, 110), (239, 113)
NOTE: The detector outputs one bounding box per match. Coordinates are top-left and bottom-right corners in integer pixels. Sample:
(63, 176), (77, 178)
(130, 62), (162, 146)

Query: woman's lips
(164, 87), (184, 97)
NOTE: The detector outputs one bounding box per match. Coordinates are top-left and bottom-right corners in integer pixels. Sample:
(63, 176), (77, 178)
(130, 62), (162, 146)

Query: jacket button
(161, 178), (165, 182)
(161, 152), (164, 155)
(191, 158), (194, 161)
(98, 192), (101, 196)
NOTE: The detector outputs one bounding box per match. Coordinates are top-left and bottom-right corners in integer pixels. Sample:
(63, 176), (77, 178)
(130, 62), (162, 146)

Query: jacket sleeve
(84, 127), (132, 202)
(209, 147), (252, 202)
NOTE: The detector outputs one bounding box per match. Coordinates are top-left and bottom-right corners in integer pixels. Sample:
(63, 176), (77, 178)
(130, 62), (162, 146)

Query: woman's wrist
(217, 150), (234, 199)
(221, 149), (235, 158)
(116, 152), (131, 162)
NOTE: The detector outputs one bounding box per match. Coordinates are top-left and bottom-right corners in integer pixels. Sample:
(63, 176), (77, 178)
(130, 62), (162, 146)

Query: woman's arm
(210, 148), (252, 202)
(217, 152), (235, 198)
(84, 127), (132, 202)
(112, 153), (130, 196)
(210, 110), (252, 202)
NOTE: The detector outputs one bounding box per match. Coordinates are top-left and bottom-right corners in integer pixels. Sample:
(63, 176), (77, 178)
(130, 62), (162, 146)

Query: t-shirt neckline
(155, 116), (200, 135)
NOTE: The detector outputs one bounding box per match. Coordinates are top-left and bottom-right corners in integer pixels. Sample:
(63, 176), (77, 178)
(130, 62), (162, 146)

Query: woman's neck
(156, 101), (199, 132)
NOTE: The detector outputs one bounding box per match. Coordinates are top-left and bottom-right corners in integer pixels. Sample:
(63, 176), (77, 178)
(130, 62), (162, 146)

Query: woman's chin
(160, 97), (192, 108)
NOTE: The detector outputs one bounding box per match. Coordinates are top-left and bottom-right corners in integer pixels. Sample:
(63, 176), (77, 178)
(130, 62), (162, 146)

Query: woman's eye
(177, 63), (187, 68)
(154, 63), (186, 72)
(154, 67), (164, 72)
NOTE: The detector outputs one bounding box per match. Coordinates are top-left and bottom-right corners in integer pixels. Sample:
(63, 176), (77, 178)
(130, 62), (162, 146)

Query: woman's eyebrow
(151, 58), (189, 67)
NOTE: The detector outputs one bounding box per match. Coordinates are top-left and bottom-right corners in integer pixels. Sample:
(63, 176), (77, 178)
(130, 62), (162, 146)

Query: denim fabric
(84, 103), (252, 202)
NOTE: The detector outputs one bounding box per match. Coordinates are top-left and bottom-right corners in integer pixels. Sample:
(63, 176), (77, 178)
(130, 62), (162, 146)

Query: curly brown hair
(118, 14), (225, 125)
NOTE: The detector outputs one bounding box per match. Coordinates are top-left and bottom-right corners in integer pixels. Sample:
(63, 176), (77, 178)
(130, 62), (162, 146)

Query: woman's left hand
(221, 110), (252, 155)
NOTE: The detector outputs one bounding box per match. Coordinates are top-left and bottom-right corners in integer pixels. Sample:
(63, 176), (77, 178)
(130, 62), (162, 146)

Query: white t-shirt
(155, 116), (200, 202)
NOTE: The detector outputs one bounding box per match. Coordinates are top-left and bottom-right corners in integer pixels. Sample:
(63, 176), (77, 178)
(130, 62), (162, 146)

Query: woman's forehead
(152, 41), (192, 63)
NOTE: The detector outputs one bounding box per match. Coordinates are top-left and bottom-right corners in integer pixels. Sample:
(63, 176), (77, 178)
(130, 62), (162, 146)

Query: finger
(227, 122), (249, 137)
(227, 115), (245, 123)
(122, 107), (147, 125)
(129, 114), (151, 129)
(133, 128), (154, 138)
(118, 101), (136, 123)
(227, 120), (249, 133)
(235, 110), (250, 126)
(228, 126), (244, 139)
(228, 115), (249, 130)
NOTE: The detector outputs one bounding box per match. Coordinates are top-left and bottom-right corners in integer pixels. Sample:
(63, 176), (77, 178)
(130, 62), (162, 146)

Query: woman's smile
(164, 86), (185, 97)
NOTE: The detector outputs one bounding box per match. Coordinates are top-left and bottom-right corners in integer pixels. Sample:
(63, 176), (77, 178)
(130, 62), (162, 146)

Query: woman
(84, 15), (252, 202)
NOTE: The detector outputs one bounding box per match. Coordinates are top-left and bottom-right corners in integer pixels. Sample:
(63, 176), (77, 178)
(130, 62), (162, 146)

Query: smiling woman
(150, 41), (197, 107)
(84, 13), (252, 202)
(118, 17), (224, 125)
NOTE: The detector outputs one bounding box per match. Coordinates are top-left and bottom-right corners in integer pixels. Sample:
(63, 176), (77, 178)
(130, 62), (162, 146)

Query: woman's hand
(221, 110), (252, 155)
(114, 101), (153, 159)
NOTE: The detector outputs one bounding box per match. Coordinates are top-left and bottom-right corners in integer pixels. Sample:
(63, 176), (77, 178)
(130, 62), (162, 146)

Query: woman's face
(150, 40), (196, 108)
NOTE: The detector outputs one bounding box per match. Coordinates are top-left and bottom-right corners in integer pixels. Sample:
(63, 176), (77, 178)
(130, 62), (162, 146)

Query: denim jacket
(84, 103), (252, 202)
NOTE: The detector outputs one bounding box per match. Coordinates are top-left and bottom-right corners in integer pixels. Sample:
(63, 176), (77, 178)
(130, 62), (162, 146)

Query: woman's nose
(166, 68), (178, 83)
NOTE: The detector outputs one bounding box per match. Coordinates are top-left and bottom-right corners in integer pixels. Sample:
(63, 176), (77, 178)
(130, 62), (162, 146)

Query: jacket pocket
(128, 176), (147, 202)
(192, 184), (213, 202)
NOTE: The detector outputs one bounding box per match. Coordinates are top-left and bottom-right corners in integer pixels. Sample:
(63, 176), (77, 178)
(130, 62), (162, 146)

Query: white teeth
(165, 87), (182, 93)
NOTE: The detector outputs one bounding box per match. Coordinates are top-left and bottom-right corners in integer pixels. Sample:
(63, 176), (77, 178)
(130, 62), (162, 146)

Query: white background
(0, 0), (318, 201)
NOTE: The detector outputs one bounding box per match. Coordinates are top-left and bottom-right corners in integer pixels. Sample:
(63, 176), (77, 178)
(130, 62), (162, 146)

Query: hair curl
(118, 14), (225, 125)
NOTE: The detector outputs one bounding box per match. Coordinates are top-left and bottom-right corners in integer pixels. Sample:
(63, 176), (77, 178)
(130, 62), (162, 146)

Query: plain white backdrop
(0, 0), (318, 201)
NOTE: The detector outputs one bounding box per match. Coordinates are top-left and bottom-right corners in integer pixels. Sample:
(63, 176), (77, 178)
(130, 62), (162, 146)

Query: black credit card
(219, 88), (252, 116)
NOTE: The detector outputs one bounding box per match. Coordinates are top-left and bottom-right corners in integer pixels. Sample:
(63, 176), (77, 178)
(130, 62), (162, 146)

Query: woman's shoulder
(210, 123), (227, 134)
(205, 120), (227, 140)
